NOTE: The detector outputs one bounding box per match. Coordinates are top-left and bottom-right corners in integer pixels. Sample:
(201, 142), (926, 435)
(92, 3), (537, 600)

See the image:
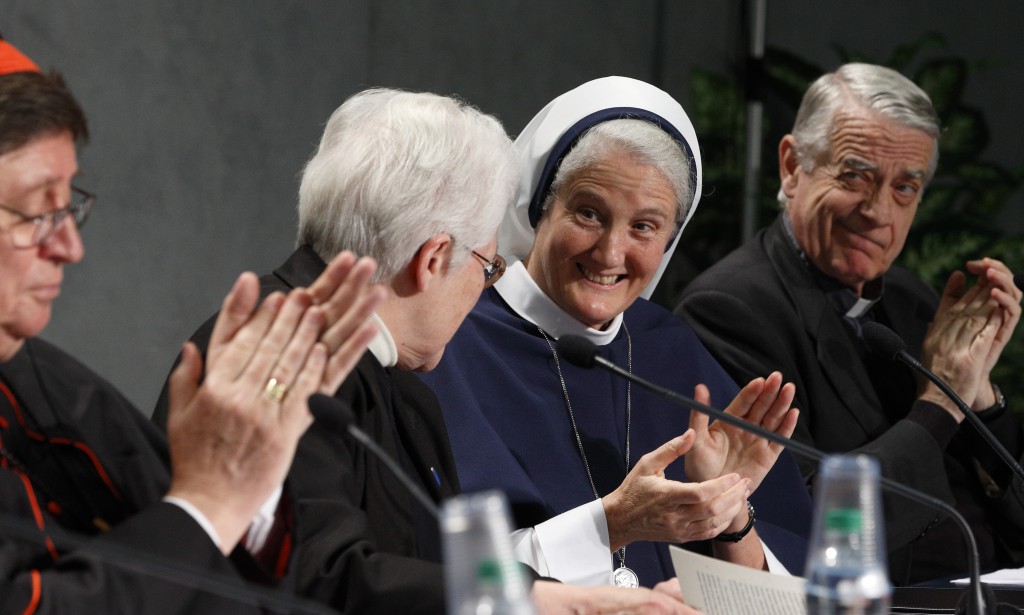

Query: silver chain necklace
(537, 322), (638, 588)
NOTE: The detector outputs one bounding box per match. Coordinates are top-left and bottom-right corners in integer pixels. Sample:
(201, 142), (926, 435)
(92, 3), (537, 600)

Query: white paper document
(952, 566), (1024, 588)
(670, 546), (808, 615)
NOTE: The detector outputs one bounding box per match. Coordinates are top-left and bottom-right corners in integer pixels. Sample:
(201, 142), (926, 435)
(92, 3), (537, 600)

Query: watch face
(980, 384), (1006, 414)
(715, 502), (755, 542)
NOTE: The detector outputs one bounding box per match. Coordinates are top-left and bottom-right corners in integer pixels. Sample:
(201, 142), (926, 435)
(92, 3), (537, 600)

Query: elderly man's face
(526, 150), (677, 329)
(780, 109), (935, 294)
(0, 131), (84, 360)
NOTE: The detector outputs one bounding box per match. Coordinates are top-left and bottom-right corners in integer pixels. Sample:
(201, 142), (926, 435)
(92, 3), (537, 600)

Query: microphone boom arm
(346, 427), (440, 518)
(589, 353), (989, 614)
(896, 349), (1024, 485)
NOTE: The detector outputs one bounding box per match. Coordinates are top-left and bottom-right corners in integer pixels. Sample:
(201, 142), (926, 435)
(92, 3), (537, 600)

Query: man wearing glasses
(0, 186), (94, 248)
(0, 37), (383, 613)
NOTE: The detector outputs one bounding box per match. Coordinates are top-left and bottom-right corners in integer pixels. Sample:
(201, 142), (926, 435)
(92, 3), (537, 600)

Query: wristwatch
(714, 501), (756, 542)
(977, 383), (1007, 416)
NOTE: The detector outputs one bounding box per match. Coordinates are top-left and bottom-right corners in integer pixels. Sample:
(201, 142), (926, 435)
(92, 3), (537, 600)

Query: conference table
(891, 586), (1024, 613)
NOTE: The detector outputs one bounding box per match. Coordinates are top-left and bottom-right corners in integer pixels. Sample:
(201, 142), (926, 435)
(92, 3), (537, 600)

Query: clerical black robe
(0, 338), (273, 614)
(288, 353), (457, 614)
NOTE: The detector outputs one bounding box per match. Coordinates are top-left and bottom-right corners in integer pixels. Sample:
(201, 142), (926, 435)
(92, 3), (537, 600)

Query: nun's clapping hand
(683, 372), (799, 492)
(601, 429), (752, 550)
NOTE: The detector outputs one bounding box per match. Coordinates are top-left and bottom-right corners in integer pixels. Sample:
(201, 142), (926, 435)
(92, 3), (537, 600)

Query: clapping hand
(165, 254), (383, 554)
(684, 372), (799, 492)
(922, 258), (1022, 414)
(603, 431), (751, 550)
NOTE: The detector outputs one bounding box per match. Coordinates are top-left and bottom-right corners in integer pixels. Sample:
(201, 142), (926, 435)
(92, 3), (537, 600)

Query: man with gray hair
(159, 87), (698, 614)
(677, 62), (1024, 584)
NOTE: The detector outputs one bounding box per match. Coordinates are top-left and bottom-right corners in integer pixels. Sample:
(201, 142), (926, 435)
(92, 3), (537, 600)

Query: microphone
(1013, 272), (1024, 292)
(558, 334), (827, 461)
(556, 334), (1002, 615)
(307, 393), (439, 519)
(861, 321), (1024, 485)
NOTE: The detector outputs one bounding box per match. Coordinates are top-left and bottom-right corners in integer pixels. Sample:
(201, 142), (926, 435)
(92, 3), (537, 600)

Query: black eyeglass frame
(471, 249), (507, 288)
(0, 185), (95, 248)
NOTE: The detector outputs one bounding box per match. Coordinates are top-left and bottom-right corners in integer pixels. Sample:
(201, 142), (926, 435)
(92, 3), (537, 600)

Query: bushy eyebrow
(840, 158), (926, 181)
(841, 158), (875, 172)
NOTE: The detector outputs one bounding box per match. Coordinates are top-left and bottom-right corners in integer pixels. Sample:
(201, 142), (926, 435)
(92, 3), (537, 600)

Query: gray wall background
(2, 1), (1021, 415)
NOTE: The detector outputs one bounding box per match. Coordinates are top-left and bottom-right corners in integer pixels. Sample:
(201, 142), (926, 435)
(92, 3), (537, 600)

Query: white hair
(298, 88), (517, 281)
(542, 118), (692, 232)
(780, 63), (941, 206)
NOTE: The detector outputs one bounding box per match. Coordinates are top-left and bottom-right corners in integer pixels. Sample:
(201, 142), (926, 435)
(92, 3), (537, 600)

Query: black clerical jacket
(0, 338), (281, 614)
(678, 215), (1024, 583)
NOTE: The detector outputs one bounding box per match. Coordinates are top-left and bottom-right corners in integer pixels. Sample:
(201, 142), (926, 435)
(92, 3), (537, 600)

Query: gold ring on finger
(264, 377), (288, 403)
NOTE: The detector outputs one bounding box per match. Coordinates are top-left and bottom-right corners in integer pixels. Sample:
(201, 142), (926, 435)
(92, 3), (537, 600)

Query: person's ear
(779, 135), (802, 199)
(411, 233), (453, 292)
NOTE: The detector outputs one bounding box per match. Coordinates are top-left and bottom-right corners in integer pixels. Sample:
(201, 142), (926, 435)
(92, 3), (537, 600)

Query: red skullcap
(0, 39), (41, 75)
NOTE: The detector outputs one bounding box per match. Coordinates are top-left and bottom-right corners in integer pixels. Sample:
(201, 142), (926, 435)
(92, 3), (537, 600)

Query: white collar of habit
(493, 260), (623, 346)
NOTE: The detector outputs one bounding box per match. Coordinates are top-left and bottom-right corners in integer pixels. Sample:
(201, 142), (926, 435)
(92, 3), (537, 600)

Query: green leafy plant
(657, 34), (1024, 411)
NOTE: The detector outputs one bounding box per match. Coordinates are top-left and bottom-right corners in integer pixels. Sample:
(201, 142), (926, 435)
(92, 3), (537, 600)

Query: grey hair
(297, 88), (517, 282)
(780, 63), (941, 206)
(542, 118), (692, 228)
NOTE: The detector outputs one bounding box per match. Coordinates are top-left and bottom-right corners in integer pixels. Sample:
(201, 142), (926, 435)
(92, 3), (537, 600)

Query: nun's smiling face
(525, 150), (677, 329)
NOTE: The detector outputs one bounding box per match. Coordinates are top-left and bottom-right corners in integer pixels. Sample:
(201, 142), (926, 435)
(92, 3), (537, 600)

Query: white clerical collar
(493, 260), (623, 346)
(845, 296), (879, 319)
(782, 211), (883, 319)
(367, 313), (398, 367)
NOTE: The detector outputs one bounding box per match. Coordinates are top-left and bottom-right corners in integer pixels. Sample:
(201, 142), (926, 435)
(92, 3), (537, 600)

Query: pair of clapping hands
(163, 252), (385, 553)
(922, 258), (1022, 418)
(603, 372), (798, 563)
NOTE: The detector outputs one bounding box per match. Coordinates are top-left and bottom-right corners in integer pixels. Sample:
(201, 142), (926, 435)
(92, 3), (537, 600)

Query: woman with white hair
(421, 76), (813, 589)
